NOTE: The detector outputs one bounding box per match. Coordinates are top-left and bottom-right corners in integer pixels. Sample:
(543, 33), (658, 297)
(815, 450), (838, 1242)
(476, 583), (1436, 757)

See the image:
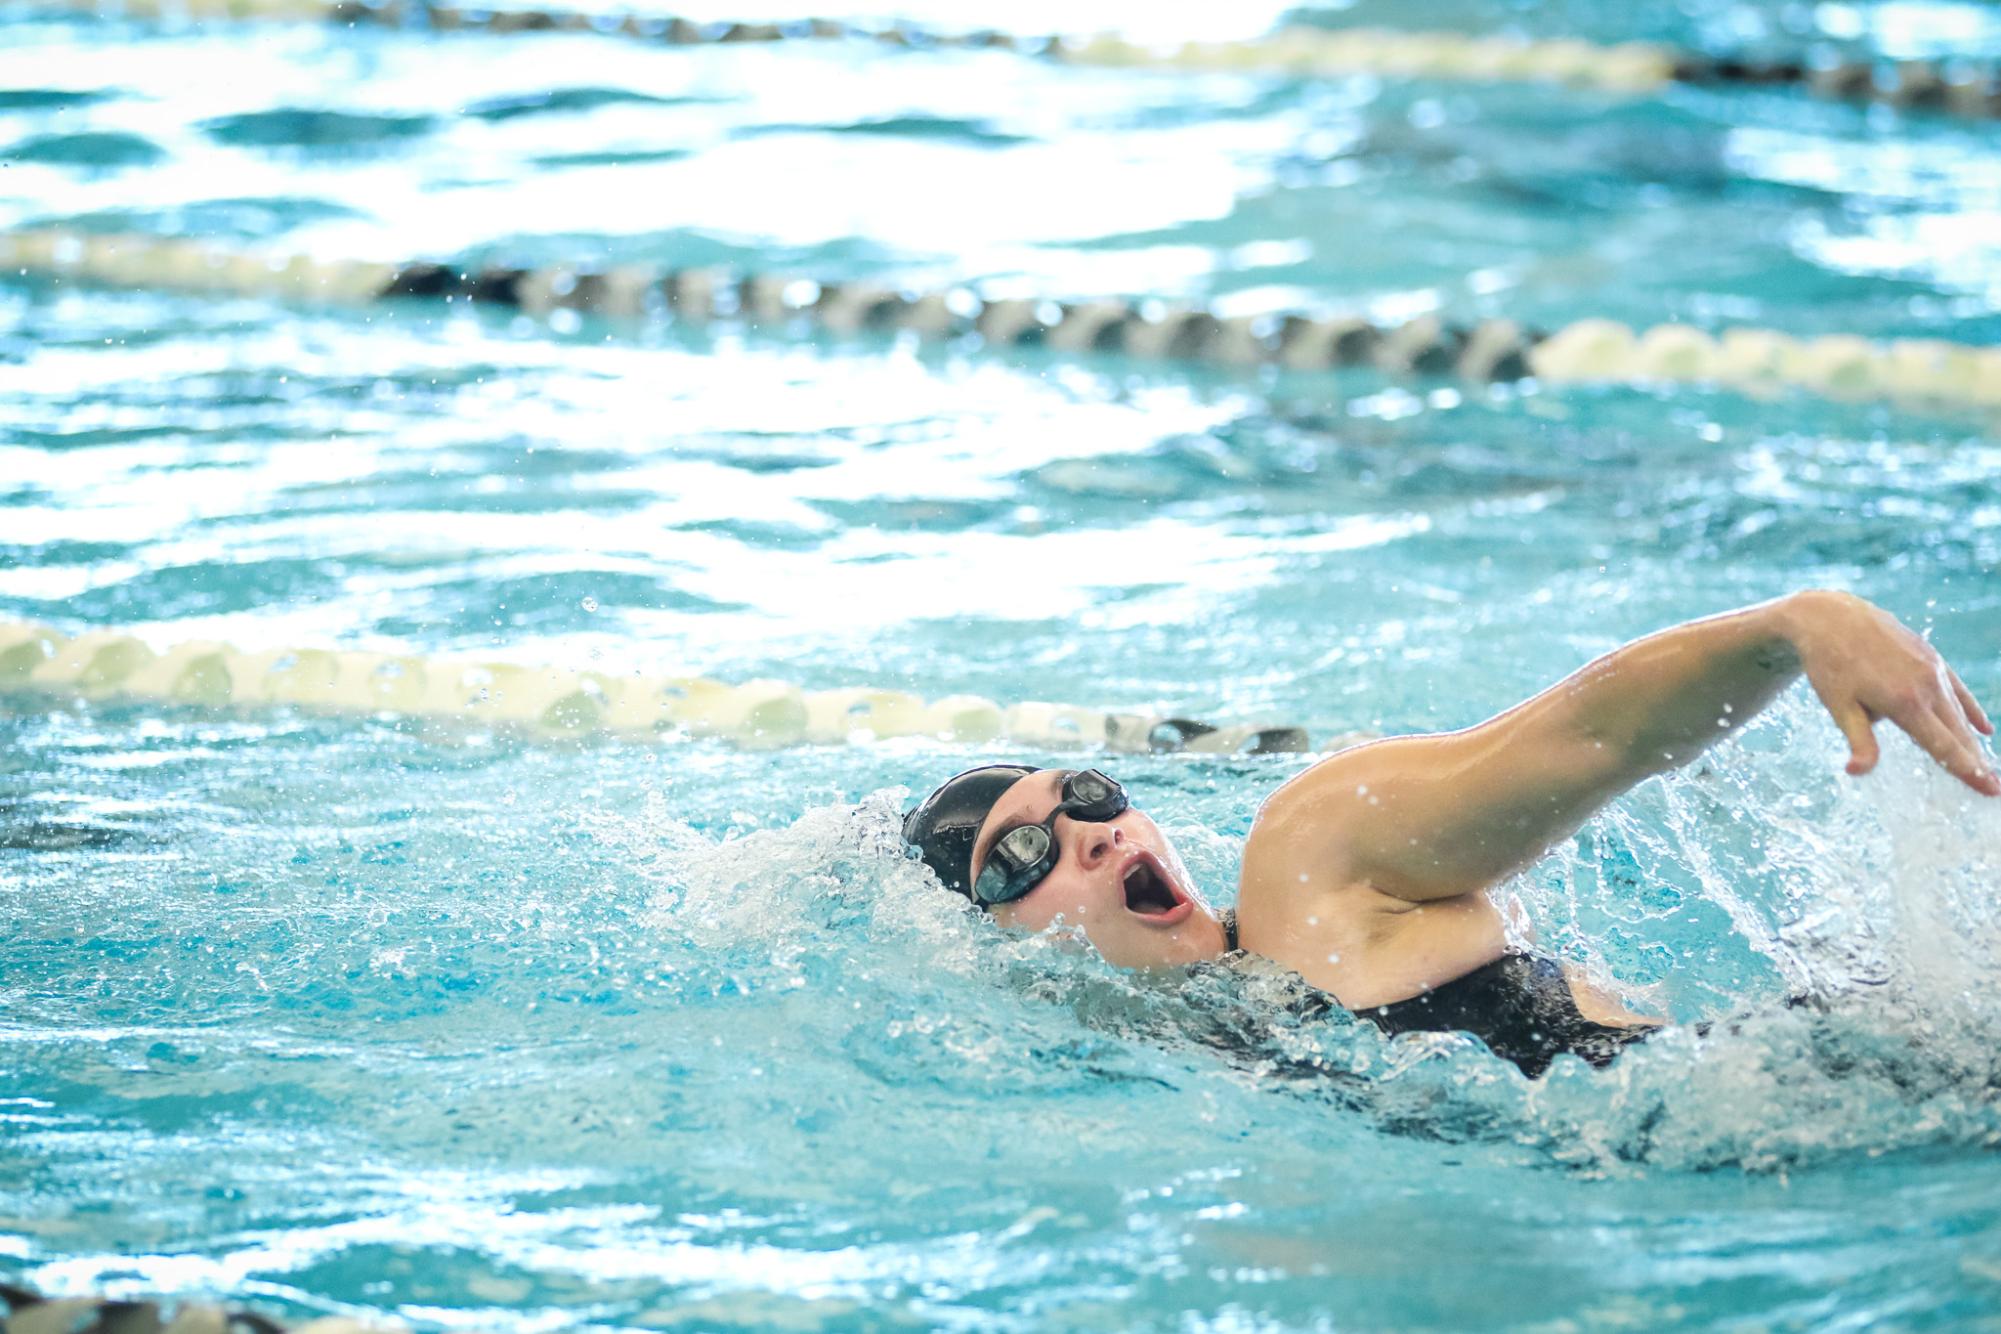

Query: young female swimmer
(902, 591), (1998, 1078)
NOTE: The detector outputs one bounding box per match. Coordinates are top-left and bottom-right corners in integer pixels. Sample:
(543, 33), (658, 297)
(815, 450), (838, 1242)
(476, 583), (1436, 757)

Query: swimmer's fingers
(1931, 681), (1984, 759)
(1893, 690), (2001, 796)
(1932, 688), (2001, 797)
(1829, 699), (1881, 777)
(1836, 675), (2001, 795)
(1947, 665), (1994, 737)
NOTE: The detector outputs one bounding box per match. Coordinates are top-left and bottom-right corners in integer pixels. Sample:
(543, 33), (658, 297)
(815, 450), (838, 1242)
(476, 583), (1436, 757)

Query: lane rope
(0, 621), (1316, 753)
(40, 0), (2001, 118)
(0, 1282), (398, 1334)
(6, 229), (1997, 408)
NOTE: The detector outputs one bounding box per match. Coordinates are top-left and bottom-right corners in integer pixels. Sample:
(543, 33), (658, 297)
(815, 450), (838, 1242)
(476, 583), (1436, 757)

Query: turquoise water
(4, 3), (2001, 1329)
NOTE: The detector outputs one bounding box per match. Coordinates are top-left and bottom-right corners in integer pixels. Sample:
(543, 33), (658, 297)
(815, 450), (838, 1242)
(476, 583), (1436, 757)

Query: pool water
(3, 2), (2001, 1329)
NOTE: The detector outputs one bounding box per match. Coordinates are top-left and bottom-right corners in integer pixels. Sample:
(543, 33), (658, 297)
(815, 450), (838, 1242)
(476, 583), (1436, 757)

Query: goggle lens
(993, 824), (1052, 869)
(1068, 770), (1116, 809)
(970, 770), (1128, 907)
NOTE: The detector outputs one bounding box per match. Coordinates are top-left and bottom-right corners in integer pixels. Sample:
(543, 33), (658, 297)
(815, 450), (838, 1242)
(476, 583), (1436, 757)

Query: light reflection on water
(3, 0), (2001, 1329)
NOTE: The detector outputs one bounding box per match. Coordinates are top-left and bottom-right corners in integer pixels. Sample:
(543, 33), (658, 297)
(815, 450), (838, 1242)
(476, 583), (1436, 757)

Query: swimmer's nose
(1074, 821), (1122, 869)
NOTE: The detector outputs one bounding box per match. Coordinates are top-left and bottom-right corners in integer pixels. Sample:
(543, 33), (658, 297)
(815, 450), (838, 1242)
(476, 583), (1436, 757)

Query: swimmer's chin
(1013, 908), (1230, 973)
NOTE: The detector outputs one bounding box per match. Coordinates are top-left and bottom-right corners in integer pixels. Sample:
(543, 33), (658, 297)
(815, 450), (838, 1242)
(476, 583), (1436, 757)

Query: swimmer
(903, 591), (1998, 1078)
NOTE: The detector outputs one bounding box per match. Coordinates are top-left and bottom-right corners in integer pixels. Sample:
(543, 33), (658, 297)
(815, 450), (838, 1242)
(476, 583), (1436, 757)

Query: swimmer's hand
(1782, 590), (1998, 796)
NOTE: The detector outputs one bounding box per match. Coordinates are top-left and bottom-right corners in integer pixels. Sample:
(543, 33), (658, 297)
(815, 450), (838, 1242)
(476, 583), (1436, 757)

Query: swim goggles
(970, 768), (1128, 908)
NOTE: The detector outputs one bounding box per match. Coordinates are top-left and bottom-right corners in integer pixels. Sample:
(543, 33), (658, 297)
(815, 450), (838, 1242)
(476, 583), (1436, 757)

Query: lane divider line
(0, 620), (1314, 753)
(41, 0), (2001, 117)
(7, 229), (1997, 408)
(0, 1282), (402, 1334)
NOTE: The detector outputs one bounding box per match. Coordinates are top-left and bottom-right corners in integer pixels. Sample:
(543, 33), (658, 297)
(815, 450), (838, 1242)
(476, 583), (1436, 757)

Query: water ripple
(199, 108), (440, 150)
(4, 129), (163, 168)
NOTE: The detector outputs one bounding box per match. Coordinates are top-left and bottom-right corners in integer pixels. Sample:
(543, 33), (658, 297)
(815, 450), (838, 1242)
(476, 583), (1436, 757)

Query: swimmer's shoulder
(1238, 736), (1418, 913)
(1237, 739), (1507, 1006)
(1238, 765), (1409, 997)
(1239, 726), (1491, 904)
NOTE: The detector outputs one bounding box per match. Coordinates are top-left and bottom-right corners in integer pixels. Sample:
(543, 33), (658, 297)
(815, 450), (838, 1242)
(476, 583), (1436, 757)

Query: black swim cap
(902, 763), (1037, 901)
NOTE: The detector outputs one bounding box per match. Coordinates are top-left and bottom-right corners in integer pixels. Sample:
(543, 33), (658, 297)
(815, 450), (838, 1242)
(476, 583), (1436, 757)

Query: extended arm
(1267, 591), (1996, 904)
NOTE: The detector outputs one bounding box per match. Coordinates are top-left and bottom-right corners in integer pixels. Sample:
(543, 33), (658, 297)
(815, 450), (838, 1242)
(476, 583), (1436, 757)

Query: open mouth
(1121, 855), (1185, 917)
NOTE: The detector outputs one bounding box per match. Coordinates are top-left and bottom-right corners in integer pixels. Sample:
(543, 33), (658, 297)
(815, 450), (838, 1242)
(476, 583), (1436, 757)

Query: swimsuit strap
(1221, 907), (1240, 953)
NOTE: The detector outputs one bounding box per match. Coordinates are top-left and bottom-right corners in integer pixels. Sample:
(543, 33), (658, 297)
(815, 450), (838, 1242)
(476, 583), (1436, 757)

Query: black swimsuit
(1355, 953), (1658, 1079)
(1221, 912), (1658, 1079)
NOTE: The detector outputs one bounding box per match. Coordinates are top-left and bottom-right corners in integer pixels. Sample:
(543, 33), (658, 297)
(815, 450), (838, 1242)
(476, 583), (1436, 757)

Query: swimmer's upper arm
(1266, 601), (1815, 903)
(1259, 696), (1642, 905)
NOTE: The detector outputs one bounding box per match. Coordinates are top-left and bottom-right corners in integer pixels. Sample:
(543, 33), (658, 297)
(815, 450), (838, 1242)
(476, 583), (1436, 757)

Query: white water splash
(1488, 690), (2001, 1171)
(583, 716), (2001, 1174)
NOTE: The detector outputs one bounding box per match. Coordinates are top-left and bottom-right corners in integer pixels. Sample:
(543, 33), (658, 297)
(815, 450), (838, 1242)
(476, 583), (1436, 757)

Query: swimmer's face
(969, 769), (1229, 969)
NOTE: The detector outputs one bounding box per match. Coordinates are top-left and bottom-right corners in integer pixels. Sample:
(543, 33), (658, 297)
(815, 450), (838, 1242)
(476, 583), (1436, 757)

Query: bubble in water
(581, 597), (599, 613)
